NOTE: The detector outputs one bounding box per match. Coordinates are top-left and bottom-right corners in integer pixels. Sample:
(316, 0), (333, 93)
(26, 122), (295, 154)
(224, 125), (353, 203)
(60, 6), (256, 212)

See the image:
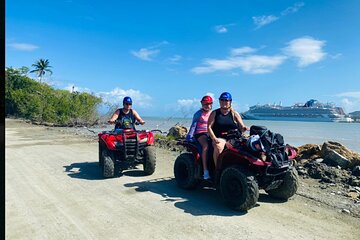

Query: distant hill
(349, 111), (360, 117)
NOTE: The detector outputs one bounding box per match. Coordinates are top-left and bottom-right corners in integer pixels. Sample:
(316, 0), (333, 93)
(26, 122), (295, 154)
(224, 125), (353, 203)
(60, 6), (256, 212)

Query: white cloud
(97, 88), (152, 108)
(7, 42), (39, 51)
(336, 91), (360, 99)
(175, 92), (216, 117)
(131, 48), (159, 61)
(283, 36), (326, 67)
(192, 48), (286, 75)
(130, 41), (169, 61)
(214, 23), (236, 33)
(340, 98), (360, 113)
(177, 99), (197, 108)
(64, 84), (92, 93)
(230, 47), (257, 56)
(253, 2), (304, 29)
(215, 25), (228, 33)
(168, 54), (182, 63)
(281, 2), (305, 16)
(335, 91), (360, 113)
(252, 15), (279, 29)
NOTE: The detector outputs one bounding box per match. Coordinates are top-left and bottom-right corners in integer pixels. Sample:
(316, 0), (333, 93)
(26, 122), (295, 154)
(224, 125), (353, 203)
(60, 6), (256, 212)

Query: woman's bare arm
(234, 111), (248, 131)
(208, 111), (220, 143)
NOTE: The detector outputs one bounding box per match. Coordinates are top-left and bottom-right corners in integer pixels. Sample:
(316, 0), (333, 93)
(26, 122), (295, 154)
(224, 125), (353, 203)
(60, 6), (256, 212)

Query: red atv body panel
(98, 129), (154, 151)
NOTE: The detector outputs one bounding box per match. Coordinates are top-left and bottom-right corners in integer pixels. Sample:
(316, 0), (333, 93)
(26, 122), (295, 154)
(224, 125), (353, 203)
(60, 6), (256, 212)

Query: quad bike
(174, 125), (299, 211)
(98, 121), (158, 178)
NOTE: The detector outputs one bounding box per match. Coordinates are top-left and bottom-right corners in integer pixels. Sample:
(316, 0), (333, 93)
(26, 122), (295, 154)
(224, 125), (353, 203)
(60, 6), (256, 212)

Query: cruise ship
(242, 99), (353, 122)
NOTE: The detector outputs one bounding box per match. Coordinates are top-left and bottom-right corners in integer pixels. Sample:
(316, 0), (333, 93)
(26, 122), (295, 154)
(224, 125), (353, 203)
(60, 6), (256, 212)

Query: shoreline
(6, 116), (360, 153)
(5, 117), (360, 218)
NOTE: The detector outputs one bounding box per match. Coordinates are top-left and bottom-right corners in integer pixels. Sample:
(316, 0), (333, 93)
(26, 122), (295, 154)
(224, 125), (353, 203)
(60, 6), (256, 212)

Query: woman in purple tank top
(186, 95), (213, 179)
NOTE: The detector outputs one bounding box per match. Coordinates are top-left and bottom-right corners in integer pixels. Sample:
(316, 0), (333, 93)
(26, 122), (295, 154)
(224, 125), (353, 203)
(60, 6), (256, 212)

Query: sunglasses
(124, 103), (132, 105)
(220, 99), (231, 102)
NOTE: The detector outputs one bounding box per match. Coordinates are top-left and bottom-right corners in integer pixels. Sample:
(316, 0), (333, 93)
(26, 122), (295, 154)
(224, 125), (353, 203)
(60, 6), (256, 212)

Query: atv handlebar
(220, 129), (244, 139)
(108, 120), (145, 125)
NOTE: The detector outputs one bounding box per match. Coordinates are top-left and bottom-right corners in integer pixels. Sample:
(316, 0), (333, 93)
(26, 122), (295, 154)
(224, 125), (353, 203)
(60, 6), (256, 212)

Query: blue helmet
(219, 92), (232, 101)
(123, 96), (132, 104)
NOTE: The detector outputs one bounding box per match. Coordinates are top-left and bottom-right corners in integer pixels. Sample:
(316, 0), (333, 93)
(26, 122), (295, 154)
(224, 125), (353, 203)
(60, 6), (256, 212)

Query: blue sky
(5, 0), (360, 117)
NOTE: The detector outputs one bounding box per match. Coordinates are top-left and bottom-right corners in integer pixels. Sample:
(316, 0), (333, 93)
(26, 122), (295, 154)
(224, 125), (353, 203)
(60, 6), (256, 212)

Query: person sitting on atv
(108, 96), (145, 130)
(186, 95), (213, 180)
(207, 92), (248, 167)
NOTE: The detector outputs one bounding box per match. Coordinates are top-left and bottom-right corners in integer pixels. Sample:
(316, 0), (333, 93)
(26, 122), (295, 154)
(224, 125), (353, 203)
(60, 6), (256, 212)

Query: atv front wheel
(266, 167), (299, 200)
(103, 155), (115, 178)
(143, 146), (156, 175)
(174, 153), (199, 189)
(220, 166), (259, 211)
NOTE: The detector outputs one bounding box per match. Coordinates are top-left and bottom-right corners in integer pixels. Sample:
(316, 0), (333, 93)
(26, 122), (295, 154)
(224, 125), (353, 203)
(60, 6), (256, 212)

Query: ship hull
(243, 115), (337, 122)
(243, 113), (352, 122)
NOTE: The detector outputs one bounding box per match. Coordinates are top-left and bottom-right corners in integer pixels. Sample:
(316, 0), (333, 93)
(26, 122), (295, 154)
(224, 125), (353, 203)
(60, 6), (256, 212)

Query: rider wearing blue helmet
(207, 92), (248, 167)
(108, 96), (145, 129)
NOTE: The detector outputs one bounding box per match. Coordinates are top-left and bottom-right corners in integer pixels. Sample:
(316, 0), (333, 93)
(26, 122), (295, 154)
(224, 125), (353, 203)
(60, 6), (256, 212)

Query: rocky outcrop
(322, 149), (350, 168)
(295, 141), (360, 190)
(154, 138), (184, 152)
(320, 141), (360, 168)
(295, 144), (321, 163)
(167, 124), (188, 139)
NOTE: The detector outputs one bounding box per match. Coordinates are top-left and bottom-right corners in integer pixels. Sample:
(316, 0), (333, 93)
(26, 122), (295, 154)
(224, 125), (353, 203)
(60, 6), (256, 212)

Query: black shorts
(194, 132), (208, 141)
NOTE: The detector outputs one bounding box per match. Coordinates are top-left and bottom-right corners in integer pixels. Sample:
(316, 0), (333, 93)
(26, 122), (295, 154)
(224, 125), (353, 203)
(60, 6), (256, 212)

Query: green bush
(5, 67), (102, 126)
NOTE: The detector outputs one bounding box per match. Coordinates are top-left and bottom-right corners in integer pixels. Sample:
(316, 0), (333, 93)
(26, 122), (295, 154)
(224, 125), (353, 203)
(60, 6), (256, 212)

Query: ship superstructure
(243, 99), (352, 122)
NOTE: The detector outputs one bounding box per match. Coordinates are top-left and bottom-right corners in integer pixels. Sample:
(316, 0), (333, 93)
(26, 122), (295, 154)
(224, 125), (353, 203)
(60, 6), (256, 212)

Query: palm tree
(30, 59), (53, 82)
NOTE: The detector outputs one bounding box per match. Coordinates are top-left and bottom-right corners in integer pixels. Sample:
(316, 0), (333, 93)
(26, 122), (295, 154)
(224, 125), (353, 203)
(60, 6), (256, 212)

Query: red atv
(98, 121), (157, 178)
(174, 125), (299, 211)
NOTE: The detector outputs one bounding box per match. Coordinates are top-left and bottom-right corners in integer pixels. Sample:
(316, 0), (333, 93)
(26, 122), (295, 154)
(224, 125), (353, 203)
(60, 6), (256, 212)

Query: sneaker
(203, 170), (210, 180)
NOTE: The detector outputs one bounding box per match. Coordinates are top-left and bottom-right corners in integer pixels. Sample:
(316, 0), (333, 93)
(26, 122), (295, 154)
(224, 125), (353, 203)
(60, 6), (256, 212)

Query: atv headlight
(139, 137), (148, 143)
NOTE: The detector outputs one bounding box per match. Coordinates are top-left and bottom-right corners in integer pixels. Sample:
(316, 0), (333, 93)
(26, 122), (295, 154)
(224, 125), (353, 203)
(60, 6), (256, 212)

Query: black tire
(143, 146), (156, 175)
(103, 155), (115, 178)
(174, 153), (199, 189)
(220, 166), (259, 211)
(266, 167), (299, 200)
(99, 143), (104, 166)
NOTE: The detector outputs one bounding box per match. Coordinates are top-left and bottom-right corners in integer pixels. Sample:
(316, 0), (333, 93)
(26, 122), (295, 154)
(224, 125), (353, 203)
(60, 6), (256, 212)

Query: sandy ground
(5, 118), (360, 240)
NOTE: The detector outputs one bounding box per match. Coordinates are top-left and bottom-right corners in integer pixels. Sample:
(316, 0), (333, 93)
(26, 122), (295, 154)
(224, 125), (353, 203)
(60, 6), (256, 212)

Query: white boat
(243, 99), (353, 122)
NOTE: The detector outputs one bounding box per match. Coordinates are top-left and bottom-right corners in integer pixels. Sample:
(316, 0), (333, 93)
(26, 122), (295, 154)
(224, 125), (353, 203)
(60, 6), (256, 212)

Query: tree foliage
(30, 59), (53, 82)
(5, 67), (102, 126)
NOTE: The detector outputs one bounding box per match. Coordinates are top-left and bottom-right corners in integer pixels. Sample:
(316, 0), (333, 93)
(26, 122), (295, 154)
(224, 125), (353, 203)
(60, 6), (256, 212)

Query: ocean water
(93, 117), (360, 153)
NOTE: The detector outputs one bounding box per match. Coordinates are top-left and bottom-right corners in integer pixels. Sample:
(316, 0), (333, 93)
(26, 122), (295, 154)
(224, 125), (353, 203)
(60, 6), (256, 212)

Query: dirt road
(5, 118), (359, 240)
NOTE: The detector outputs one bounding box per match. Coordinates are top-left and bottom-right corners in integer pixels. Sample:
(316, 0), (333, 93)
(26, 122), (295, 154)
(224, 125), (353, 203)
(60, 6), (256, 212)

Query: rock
(341, 209), (350, 214)
(347, 192), (360, 199)
(348, 177), (360, 187)
(322, 149), (350, 169)
(352, 166), (360, 176)
(304, 161), (351, 185)
(296, 144), (321, 162)
(315, 158), (324, 163)
(167, 125), (188, 139)
(320, 141), (360, 168)
(296, 166), (308, 175)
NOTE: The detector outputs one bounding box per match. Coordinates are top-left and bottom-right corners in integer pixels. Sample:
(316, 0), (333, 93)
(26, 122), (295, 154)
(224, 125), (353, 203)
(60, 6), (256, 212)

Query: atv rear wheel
(220, 166), (259, 211)
(143, 146), (156, 175)
(99, 144), (105, 166)
(103, 155), (115, 178)
(266, 167), (299, 200)
(174, 153), (199, 189)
